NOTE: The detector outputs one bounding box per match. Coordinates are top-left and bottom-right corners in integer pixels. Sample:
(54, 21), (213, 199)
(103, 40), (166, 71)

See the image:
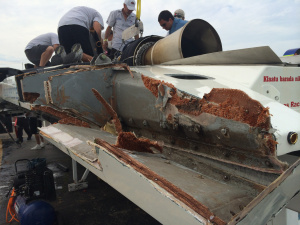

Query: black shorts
(29, 117), (42, 134)
(58, 25), (94, 56)
(25, 45), (51, 66)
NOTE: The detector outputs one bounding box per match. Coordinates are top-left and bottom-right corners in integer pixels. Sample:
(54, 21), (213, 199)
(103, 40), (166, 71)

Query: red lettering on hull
(291, 102), (300, 107)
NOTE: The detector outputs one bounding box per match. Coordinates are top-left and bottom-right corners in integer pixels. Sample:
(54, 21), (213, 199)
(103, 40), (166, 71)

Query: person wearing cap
(103, 0), (139, 59)
(58, 6), (105, 62)
(24, 33), (60, 67)
(158, 10), (188, 35)
(174, 9), (185, 20)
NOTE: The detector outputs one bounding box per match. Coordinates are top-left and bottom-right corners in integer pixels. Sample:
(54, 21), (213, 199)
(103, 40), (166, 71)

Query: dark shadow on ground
(0, 134), (161, 225)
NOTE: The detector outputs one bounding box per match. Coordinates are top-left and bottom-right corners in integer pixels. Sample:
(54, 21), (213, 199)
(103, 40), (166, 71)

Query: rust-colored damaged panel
(58, 117), (90, 128)
(115, 132), (162, 154)
(95, 138), (226, 225)
(141, 75), (271, 130)
(203, 89), (270, 130)
(142, 75), (175, 98)
(32, 106), (90, 128)
(23, 92), (40, 103)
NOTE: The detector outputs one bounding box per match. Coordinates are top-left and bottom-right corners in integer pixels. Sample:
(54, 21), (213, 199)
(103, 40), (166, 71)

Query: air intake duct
(121, 19), (222, 66)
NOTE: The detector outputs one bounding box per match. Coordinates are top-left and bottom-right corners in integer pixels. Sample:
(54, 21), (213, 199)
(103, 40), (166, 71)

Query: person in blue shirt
(158, 10), (188, 35)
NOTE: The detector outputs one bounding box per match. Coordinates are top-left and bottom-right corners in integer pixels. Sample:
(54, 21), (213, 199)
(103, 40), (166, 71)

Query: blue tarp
(283, 48), (300, 56)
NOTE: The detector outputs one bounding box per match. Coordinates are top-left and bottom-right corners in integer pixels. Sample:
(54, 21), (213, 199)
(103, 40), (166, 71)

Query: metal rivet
(223, 175), (230, 181)
(265, 160), (272, 167)
(221, 128), (227, 135)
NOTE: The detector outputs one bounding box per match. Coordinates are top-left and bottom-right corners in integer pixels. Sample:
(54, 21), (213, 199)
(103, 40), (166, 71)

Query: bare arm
(93, 21), (103, 44)
(53, 44), (59, 51)
(103, 26), (113, 52)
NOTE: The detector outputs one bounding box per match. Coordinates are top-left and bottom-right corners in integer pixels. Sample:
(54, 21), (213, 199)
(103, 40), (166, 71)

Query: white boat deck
(40, 123), (264, 224)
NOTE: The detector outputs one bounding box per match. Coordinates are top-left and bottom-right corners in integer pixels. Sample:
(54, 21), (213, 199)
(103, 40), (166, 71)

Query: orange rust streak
(91, 88), (122, 133)
(23, 92), (40, 103)
(58, 118), (90, 128)
(56, 86), (70, 105)
(141, 75), (175, 98)
(114, 132), (162, 154)
(95, 138), (226, 225)
(31, 106), (91, 128)
(121, 64), (134, 78)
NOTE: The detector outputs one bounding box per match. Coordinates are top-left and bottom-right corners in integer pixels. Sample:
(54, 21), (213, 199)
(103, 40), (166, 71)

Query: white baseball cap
(174, 9), (185, 18)
(124, 0), (136, 10)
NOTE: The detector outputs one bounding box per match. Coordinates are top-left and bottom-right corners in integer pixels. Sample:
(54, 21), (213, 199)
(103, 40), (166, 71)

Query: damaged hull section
(40, 123), (300, 225)
(1, 55), (300, 224)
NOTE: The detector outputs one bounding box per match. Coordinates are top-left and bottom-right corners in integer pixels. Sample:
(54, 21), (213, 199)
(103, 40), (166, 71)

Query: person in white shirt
(24, 33), (59, 67)
(103, 0), (139, 59)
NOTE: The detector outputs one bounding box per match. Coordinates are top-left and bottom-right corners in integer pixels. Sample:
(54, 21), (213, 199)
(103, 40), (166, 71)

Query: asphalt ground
(0, 132), (161, 225)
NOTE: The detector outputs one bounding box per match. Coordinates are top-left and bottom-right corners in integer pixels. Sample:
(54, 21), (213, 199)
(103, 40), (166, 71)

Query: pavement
(0, 132), (161, 225)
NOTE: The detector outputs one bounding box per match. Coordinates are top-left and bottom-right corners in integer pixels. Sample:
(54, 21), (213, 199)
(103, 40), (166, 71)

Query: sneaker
(40, 142), (45, 148)
(63, 43), (83, 64)
(31, 144), (42, 150)
(27, 135), (32, 140)
(90, 54), (98, 65)
(51, 46), (67, 66)
(56, 45), (67, 58)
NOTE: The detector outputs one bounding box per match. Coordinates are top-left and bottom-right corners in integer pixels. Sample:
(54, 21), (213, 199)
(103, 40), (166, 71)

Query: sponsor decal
(284, 101), (300, 108)
(263, 76), (300, 82)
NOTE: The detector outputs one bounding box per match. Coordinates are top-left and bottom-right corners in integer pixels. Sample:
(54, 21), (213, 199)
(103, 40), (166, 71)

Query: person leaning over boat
(24, 33), (60, 67)
(158, 10), (188, 35)
(57, 6), (104, 62)
(103, 0), (139, 59)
